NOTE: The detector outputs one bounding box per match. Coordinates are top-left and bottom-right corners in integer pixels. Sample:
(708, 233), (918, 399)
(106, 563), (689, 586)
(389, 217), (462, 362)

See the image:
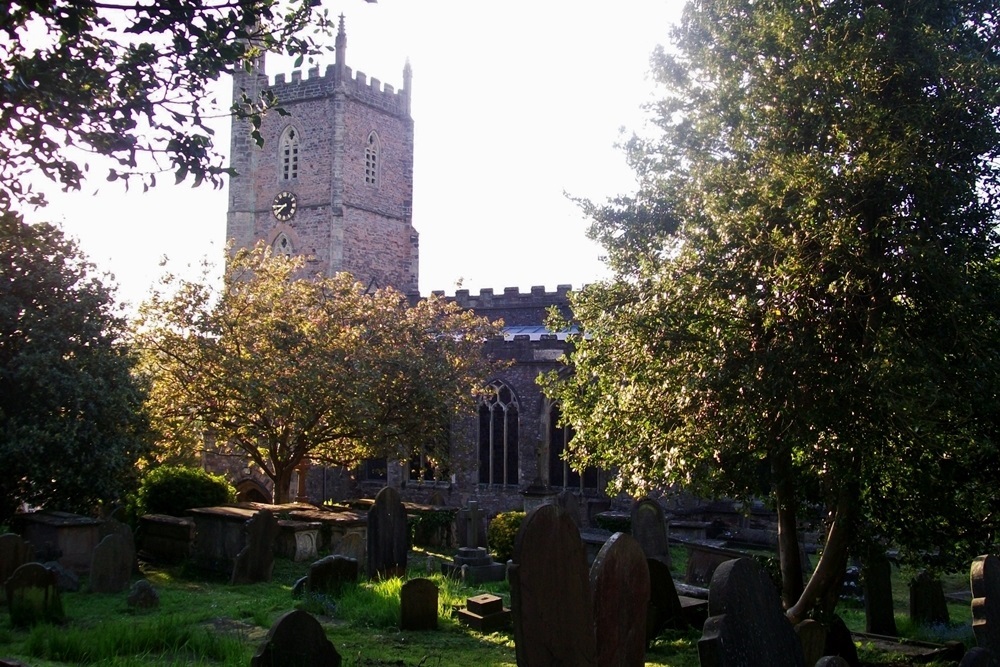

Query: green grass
(0, 546), (980, 666)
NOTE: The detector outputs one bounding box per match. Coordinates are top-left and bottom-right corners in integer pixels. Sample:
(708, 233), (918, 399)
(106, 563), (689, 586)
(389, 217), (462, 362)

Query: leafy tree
(134, 244), (504, 504)
(544, 0), (1000, 622)
(0, 212), (153, 523)
(0, 0), (340, 210)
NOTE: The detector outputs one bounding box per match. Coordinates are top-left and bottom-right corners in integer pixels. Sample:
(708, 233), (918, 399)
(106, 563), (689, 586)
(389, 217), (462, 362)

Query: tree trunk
(772, 448), (804, 608)
(271, 465), (295, 505)
(786, 487), (857, 624)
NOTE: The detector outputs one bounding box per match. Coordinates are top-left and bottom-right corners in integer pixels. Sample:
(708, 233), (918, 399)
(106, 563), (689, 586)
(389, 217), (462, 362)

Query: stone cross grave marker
(400, 577), (439, 631)
(5, 562), (65, 627)
(698, 557), (806, 667)
(631, 497), (671, 568)
(0, 533), (34, 586)
(89, 533), (132, 593)
(972, 554), (1000, 659)
(251, 609), (342, 667)
(590, 532), (650, 667)
(456, 500), (487, 549)
(366, 486), (408, 579)
(307, 555), (359, 596)
(509, 504), (597, 667)
(231, 510), (280, 585)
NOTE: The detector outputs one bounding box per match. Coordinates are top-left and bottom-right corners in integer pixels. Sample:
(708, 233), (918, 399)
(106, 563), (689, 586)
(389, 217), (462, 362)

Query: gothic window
(361, 457), (387, 482)
(478, 380), (519, 486)
(410, 416), (451, 482)
(548, 403), (599, 491)
(280, 126), (299, 181)
(365, 131), (380, 186)
(272, 233), (293, 256)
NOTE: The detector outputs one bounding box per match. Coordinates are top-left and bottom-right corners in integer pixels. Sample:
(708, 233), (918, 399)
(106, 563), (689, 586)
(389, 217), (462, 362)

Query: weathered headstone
(366, 487), (408, 579)
(250, 609), (341, 667)
(972, 554), (1000, 658)
(89, 533), (132, 593)
(556, 490), (583, 528)
(796, 619), (828, 667)
(126, 579), (160, 610)
(307, 555), (359, 596)
(697, 557), (806, 667)
(333, 532), (365, 563)
(862, 546), (897, 636)
(646, 557), (686, 644)
(909, 569), (949, 626)
(231, 510), (280, 585)
(5, 562), (65, 627)
(590, 532), (649, 667)
(960, 646), (997, 667)
(509, 504), (597, 667)
(98, 518), (136, 573)
(0, 533), (34, 587)
(631, 497), (671, 568)
(400, 577), (439, 631)
(823, 615), (861, 667)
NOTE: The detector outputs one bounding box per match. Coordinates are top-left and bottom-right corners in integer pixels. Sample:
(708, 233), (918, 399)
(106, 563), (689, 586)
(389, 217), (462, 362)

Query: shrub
(134, 465), (236, 517)
(487, 511), (525, 563)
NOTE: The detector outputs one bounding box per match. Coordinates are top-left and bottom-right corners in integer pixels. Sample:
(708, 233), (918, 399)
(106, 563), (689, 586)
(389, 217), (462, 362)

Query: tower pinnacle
(335, 14), (347, 78)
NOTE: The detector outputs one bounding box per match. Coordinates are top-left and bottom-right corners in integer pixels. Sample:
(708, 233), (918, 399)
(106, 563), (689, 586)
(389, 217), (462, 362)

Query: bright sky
(28, 1), (684, 310)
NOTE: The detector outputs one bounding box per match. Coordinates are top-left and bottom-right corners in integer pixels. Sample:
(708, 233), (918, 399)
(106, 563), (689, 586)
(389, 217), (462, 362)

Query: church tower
(226, 16), (418, 292)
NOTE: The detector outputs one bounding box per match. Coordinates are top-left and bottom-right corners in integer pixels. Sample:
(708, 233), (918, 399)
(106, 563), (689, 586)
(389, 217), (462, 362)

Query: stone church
(217, 17), (610, 518)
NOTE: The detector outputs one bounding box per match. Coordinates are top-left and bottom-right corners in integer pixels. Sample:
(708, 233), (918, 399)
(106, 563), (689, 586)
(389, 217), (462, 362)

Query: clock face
(271, 191), (297, 221)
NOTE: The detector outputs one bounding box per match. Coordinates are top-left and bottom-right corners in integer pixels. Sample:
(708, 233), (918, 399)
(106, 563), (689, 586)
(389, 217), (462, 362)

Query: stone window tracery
(478, 380), (519, 486)
(547, 402), (599, 491)
(365, 131), (380, 186)
(272, 233), (293, 256)
(280, 126), (299, 181)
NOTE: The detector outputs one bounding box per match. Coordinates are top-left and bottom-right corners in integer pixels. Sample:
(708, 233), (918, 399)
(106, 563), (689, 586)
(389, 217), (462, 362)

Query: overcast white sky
(27, 1), (684, 310)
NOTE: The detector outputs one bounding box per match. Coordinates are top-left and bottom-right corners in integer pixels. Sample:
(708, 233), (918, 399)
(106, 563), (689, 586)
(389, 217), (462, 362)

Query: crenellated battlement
(254, 63), (409, 117)
(432, 285), (574, 310)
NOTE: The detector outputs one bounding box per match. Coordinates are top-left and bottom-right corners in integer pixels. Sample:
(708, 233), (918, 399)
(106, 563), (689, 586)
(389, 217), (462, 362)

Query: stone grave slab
(307, 555), (359, 596)
(274, 520), (320, 562)
(509, 504), (597, 667)
(136, 514), (194, 564)
(251, 609), (341, 667)
(231, 510), (280, 585)
(631, 497), (671, 568)
(0, 533), (34, 587)
(14, 510), (100, 574)
(590, 532), (650, 667)
(89, 533), (132, 593)
(910, 569), (949, 626)
(972, 554), (1000, 657)
(5, 562), (64, 627)
(456, 593), (511, 632)
(697, 557), (805, 667)
(647, 557), (686, 643)
(366, 487), (408, 579)
(400, 577), (438, 631)
(684, 542), (745, 587)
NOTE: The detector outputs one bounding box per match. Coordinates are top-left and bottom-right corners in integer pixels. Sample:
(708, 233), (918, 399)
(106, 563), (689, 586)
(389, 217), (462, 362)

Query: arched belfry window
(365, 131), (380, 186)
(280, 126), (299, 181)
(478, 380), (519, 486)
(548, 402), (599, 491)
(272, 233), (293, 257)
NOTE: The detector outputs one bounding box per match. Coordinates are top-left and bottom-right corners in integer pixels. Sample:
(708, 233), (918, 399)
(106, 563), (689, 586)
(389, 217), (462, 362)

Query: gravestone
(862, 546), (898, 635)
(333, 532), (365, 563)
(126, 579), (160, 610)
(0, 533), (34, 586)
(455, 500), (488, 549)
(251, 609), (342, 667)
(44, 561), (80, 592)
(509, 504), (597, 667)
(5, 562), (65, 627)
(697, 557), (806, 667)
(456, 593), (511, 632)
(909, 569), (949, 626)
(590, 532), (650, 667)
(366, 487), (408, 579)
(231, 510), (280, 585)
(815, 658), (851, 667)
(823, 615), (861, 667)
(960, 646), (996, 667)
(646, 558), (686, 643)
(98, 518), (136, 573)
(556, 490), (583, 528)
(307, 555), (359, 596)
(796, 619), (828, 667)
(89, 533), (132, 593)
(631, 497), (671, 568)
(400, 577), (438, 631)
(972, 554), (1000, 658)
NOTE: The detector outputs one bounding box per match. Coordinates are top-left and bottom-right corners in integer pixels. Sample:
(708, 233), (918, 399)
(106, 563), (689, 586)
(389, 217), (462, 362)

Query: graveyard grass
(0, 545), (976, 666)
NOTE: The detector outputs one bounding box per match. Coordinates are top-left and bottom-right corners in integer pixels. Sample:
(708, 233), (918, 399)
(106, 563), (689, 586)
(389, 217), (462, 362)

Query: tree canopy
(544, 0), (1000, 621)
(0, 211), (153, 523)
(0, 0), (337, 210)
(134, 244), (504, 503)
